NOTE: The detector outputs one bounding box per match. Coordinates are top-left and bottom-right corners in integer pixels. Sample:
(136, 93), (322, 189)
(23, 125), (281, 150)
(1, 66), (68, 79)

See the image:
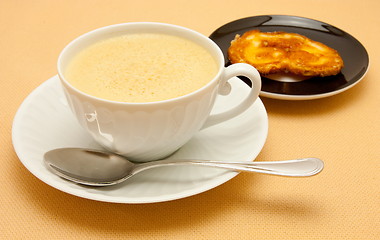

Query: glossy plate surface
(209, 15), (369, 100)
(12, 75), (268, 203)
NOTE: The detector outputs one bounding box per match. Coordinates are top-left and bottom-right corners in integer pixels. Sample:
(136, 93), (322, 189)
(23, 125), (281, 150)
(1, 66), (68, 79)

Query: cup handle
(201, 63), (261, 129)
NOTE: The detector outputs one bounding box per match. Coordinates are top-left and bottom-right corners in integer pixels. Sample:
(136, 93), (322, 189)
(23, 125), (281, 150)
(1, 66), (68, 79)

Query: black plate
(209, 15), (369, 100)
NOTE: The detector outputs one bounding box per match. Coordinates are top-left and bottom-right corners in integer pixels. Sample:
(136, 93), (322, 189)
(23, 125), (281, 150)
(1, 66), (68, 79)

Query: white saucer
(12, 75), (268, 203)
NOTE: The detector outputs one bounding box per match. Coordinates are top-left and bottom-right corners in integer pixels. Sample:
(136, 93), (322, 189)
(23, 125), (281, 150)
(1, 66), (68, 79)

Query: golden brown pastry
(228, 30), (344, 77)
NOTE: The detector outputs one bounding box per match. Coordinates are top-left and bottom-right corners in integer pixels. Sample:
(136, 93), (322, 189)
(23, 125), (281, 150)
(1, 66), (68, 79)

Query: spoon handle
(135, 158), (324, 177)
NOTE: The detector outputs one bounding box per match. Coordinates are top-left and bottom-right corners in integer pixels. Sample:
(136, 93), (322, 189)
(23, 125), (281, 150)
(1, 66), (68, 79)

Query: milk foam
(64, 33), (218, 102)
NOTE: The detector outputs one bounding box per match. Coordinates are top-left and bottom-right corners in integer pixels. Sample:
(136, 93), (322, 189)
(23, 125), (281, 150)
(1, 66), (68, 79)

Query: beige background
(1, 0), (379, 239)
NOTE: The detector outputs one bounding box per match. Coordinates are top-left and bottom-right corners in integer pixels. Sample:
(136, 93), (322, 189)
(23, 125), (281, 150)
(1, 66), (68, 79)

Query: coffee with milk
(64, 33), (218, 103)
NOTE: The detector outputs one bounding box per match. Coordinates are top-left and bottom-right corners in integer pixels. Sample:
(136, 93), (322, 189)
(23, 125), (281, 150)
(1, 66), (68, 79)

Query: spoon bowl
(44, 148), (324, 186)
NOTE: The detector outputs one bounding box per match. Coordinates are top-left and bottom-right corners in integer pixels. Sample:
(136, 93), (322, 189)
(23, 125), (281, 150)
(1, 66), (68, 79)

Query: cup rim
(57, 22), (225, 105)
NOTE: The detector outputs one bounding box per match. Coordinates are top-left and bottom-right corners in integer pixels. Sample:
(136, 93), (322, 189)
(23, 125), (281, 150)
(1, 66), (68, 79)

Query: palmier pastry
(228, 30), (344, 77)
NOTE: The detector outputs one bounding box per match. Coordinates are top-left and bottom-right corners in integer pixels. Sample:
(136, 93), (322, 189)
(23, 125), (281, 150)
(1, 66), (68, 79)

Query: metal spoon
(44, 148), (324, 186)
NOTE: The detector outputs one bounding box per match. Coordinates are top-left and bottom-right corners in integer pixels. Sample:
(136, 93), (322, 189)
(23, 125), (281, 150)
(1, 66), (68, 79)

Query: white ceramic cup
(58, 22), (261, 162)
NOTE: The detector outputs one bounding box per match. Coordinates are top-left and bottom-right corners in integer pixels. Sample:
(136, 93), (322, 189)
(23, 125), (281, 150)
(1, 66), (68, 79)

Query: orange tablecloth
(1, 0), (379, 239)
